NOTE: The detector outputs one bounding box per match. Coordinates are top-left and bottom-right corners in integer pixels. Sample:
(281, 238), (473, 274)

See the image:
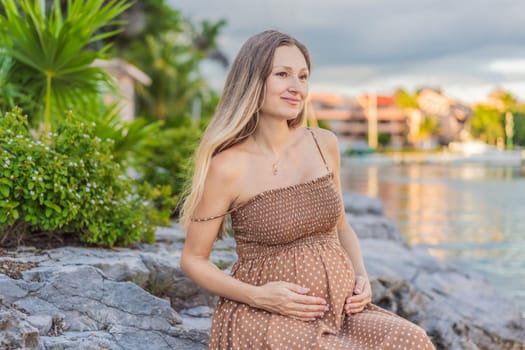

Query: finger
(286, 283), (310, 295)
(344, 297), (370, 311)
(348, 292), (370, 303)
(290, 302), (329, 314)
(347, 304), (366, 314)
(294, 294), (328, 307)
(345, 299), (370, 313)
(354, 276), (366, 294)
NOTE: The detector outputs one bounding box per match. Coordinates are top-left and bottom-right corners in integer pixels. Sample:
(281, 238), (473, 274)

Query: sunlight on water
(341, 161), (525, 314)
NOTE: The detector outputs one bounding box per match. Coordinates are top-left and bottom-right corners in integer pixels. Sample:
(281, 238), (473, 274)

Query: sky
(169, 0), (525, 104)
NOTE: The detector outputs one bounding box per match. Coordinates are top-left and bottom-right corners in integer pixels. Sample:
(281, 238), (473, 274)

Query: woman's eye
(299, 74), (309, 81)
(276, 72), (287, 77)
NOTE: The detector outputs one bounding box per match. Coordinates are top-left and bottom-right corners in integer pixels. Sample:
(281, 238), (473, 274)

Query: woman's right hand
(250, 281), (328, 321)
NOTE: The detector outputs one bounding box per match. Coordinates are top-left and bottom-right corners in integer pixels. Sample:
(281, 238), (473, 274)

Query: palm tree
(0, 0), (131, 134)
(394, 88), (422, 146)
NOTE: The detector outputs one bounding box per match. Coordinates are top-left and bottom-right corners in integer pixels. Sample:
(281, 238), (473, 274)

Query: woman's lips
(281, 97), (301, 106)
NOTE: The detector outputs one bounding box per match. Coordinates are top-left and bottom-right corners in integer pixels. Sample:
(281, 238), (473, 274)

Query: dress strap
(191, 207), (236, 222)
(306, 127), (330, 173)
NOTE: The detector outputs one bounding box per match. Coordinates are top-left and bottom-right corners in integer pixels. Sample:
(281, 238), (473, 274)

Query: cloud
(170, 0), (525, 102)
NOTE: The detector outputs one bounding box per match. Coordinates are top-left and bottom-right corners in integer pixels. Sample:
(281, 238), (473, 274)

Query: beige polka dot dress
(204, 129), (435, 349)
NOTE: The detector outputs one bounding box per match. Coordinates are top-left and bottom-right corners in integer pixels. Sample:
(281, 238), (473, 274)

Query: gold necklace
(252, 135), (282, 176)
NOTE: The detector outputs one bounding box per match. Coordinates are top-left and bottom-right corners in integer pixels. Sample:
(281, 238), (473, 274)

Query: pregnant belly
(231, 238), (355, 328)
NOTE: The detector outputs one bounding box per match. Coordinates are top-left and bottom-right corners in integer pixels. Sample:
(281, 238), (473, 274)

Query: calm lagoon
(341, 159), (525, 314)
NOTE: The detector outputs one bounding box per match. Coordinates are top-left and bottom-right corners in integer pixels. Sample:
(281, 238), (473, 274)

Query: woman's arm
(314, 128), (372, 314)
(181, 152), (327, 321)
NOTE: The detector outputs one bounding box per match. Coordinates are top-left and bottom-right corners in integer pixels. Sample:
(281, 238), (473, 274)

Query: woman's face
(260, 45), (309, 121)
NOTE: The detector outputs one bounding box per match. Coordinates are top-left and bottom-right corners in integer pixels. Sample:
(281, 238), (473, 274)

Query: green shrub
(0, 108), (168, 247)
(138, 124), (202, 212)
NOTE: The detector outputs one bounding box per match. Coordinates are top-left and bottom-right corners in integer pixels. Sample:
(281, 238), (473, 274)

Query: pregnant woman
(180, 30), (435, 350)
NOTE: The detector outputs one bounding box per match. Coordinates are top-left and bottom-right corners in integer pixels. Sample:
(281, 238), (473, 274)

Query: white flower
(39, 177), (43, 182)
(91, 199), (95, 205)
(27, 156), (32, 161)
(28, 144), (32, 148)
(34, 170), (39, 174)
(32, 176), (36, 181)
(30, 191), (35, 196)
(86, 188), (90, 192)
(3, 164), (8, 168)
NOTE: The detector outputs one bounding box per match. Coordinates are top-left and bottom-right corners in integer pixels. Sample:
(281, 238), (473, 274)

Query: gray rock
(0, 258), (202, 349)
(179, 306), (214, 318)
(0, 305), (44, 350)
(343, 191), (384, 216)
(26, 315), (53, 336)
(362, 239), (525, 350)
(347, 214), (406, 242)
(1, 204), (524, 350)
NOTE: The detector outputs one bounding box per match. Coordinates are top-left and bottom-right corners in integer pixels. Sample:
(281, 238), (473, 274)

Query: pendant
(272, 162), (279, 175)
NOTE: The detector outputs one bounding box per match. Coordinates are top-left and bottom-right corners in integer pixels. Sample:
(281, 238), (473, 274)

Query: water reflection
(341, 161), (525, 312)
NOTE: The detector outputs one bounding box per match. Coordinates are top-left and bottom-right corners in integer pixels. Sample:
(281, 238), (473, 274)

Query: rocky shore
(1, 193), (524, 349)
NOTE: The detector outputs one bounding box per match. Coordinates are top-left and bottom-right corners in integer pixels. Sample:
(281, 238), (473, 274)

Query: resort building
(310, 93), (408, 150)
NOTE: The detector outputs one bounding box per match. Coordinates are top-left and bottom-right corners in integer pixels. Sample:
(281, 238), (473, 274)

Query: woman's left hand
(344, 275), (372, 315)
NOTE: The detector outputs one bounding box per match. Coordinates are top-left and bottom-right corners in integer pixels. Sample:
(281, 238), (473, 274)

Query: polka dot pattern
(207, 131), (435, 349)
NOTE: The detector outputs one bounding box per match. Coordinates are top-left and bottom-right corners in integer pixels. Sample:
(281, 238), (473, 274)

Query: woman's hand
(344, 275), (372, 315)
(251, 281), (328, 321)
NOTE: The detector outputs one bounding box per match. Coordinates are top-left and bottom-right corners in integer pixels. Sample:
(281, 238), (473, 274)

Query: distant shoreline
(342, 150), (525, 167)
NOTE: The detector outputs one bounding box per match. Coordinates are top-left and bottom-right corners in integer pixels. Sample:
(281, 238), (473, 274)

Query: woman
(180, 30), (435, 349)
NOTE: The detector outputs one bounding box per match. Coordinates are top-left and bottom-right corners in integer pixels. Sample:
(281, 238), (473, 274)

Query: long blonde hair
(180, 30), (312, 237)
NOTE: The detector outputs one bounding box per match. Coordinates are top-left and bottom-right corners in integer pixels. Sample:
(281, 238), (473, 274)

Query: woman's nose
(288, 77), (305, 94)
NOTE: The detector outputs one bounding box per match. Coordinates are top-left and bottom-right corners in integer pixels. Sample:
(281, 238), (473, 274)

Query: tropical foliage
(469, 105), (504, 145)
(0, 108), (171, 247)
(110, 2), (226, 127)
(0, 0), (131, 134)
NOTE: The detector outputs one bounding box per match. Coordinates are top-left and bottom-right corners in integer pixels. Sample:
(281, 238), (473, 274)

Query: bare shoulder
(209, 148), (242, 181)
(207, 144), (248, 194)
(307, 126), (339, 156)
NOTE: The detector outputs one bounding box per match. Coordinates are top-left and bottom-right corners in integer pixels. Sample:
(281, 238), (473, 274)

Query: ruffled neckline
(231, 172), (334, 213)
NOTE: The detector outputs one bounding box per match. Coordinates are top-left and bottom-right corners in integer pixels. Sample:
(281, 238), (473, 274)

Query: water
(340, 160), (525, 314)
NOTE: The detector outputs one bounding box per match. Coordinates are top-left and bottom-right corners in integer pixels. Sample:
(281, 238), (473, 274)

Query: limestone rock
(343, 192), (384, 216)
(362, 239), (525, 350)
(347, 214), (406, 242)
(0, 303), (44, 350)
(1, 201), (524, 349)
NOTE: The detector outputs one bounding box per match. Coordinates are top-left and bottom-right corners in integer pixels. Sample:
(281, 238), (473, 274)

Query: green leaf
(44, 200), (61, 213)
(0, 185), (9, 197)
